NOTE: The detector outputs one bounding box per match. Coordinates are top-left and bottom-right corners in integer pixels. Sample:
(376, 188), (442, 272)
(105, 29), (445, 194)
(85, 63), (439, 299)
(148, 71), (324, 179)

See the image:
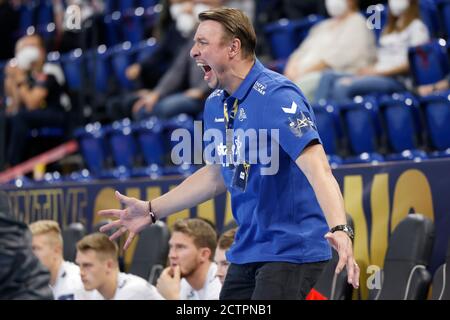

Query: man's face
(75, 250), (110, 291)
(168, 232), (205, 277)
(31, 234), (59, 271)
(214, 247), (229, 285)
(190, 20), (231, 89)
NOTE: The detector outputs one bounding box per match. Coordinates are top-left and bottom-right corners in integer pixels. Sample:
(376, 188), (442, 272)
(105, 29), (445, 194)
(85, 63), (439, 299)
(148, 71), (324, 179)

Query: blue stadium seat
(437, 0), (450, 39)
(61, 49), (84, 91)
(111, 42), (136, 91)
(419, 0), (440, 37)
(408, 39), (450, 86)
(104, 12), (123, 47)
(379, 93), (428, 161)
(74, 122), (109, 176)
(134, 117), (165, 166)
(122, 10), (145, 44)
(119, 0), (136, 14)
(420, 91), (450, 157)
(264, 15), (324, 60)
(312, 103), (342, 156)
(104, 118), (138, 169)
(18, 3), (35, 34)
(140, 0), (159, 8)
(37, 0), (53, 26)
(164, 114), (196, 165)
(86, 45), (113, 94)
(134, 38), (158, 63)
(341, 97), (382, 154)
(104, 0), (118, 15)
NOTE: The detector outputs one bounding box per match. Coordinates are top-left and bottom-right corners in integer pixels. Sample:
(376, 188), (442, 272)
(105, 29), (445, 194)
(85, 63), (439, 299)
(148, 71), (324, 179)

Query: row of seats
(17, 0), (160, 42)
(54, 38), (158, 93)
(314, 91), (450, 166)
(74, 114), (199, 179)
(264, 0), (450, 60)
(314, 213), (450, 300)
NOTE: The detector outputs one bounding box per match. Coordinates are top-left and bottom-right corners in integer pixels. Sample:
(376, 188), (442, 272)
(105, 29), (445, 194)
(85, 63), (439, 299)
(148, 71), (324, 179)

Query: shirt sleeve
(261, 85), (322, 161)
(408, 19), (430, 47)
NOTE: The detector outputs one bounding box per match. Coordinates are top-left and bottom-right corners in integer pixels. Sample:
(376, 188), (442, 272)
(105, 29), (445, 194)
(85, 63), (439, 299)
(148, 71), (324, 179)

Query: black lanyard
(223, 98), (239, 167)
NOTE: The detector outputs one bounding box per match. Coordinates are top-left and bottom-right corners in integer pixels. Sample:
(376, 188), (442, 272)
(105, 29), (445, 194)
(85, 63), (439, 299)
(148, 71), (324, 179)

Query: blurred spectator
(214, 227), (236, 285)
(0, 191), (53, 300)
(0, 0), (19, 61)
(326, 0), (430, 103)
(29, 220), (96, 300)
(156, 218), (222, 300)
(3, 34), (69, 166)
(113, 0), (221, 121)
(223, 0), (255, 22)
(283, 0), (376, 102)
(76, 233), (163, 300)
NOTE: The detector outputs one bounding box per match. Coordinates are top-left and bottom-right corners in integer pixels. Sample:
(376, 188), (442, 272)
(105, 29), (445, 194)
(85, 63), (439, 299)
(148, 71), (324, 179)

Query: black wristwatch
(330, 224), (354, 241)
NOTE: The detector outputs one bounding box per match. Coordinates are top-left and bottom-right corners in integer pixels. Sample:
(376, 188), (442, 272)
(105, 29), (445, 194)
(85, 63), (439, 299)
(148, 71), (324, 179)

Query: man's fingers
(110, 226), (127, 241)
(98, 209), (122, 218)
(347, 256), (355, 285)
(335, 250), (347, 274)
(99, 220), (122, 233)
(123, 231), (136, 250)
(173, 265), (181, 280)
(352, 261), (360, 288)
(115, 191), (130, 205)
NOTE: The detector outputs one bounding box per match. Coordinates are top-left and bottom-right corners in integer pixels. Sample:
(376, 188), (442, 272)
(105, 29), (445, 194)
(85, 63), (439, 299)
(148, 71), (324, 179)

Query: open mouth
(198, 63), (212, 80)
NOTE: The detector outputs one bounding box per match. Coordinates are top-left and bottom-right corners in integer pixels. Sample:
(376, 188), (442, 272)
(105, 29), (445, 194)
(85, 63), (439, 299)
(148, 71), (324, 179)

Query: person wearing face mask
(106, 0), (209, 122)
(326, 0), (430, 103)
(283, 0), (376, 103)
(2, 34), (68, 166)
(130, 0), (220, 121)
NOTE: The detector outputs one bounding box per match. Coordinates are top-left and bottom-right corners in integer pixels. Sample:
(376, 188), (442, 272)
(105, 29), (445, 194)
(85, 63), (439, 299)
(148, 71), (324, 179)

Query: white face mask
(389, 0), (410, 17)
(325, 0), (349, 18)
(169, 3), (186, 21)
(16, 46), (41, 70)
(193, 3), (211, 18)
(175, 12), (197, 36)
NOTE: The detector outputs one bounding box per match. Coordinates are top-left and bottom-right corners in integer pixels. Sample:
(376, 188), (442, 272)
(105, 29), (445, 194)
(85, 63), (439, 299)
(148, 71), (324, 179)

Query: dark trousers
(7, 109), (66, 165)
(220, 261), (328, 300)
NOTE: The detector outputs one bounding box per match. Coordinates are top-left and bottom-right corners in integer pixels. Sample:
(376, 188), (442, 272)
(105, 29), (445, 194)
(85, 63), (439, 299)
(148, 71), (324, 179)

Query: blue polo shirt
(203, 59), (331, 264)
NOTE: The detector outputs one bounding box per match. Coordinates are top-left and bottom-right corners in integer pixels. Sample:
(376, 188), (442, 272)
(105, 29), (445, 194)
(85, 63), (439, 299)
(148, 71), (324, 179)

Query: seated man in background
(76, 233), (163, 300)
(29, 220), (93, 300)
(214, 228), (236, 285)
(156, 218), (222, 299)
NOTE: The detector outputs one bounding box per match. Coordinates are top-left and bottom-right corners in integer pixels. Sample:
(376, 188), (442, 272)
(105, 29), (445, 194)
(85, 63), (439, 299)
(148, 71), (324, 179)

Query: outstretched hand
(97, 191), (152, 250)
(324, 231), (360, 289)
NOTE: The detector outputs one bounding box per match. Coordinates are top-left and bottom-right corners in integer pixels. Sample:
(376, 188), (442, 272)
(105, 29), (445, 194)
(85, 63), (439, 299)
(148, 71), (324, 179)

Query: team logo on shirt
(238, 108), (247, 122)
(253, 81), (266, 95)
(286, 111), (317, 137)
(282, 101), (298, 114)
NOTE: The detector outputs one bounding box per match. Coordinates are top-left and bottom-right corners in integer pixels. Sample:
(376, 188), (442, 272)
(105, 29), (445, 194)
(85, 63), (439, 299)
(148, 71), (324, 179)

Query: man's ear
(199, 247), (212, 262)
(228, 38), (241, 58)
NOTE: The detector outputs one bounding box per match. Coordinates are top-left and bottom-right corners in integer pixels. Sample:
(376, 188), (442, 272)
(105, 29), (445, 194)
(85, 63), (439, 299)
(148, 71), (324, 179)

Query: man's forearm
(152, 165), (226, 219)
(297, 145), (347, 228)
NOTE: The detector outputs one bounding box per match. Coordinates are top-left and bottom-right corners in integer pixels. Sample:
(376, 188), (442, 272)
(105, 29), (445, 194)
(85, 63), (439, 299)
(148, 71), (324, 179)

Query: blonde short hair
(76, 233), (118, 262)
(29, 220), (63, 247)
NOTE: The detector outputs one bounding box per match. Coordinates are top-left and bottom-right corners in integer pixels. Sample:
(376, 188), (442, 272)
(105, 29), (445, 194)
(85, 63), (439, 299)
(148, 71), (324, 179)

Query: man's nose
(190, 44), (199, 59)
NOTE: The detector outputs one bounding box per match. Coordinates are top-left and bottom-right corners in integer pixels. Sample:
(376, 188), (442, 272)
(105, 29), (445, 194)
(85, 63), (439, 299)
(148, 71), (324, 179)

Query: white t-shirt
(89, 272), (164, 300)
(51, 261), (96, 300)
(290, 12), (376, 75)
(179, 263), (222, 300)
(375, 19), (430, 73)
